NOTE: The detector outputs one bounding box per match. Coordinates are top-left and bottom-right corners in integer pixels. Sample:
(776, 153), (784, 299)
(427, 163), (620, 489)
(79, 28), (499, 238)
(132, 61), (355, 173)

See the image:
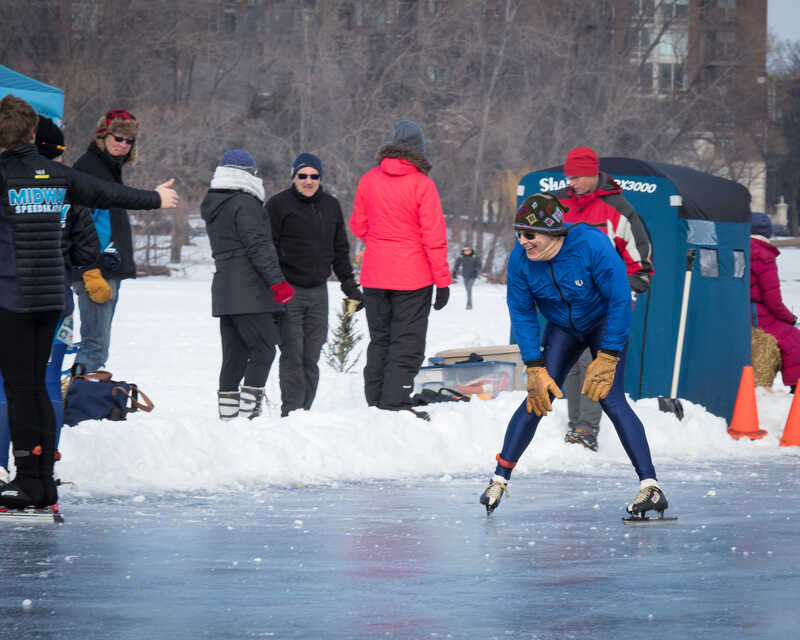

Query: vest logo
(35, 169), (51, 179)
(7, 187), (67, 214)
(575, 280), (584, 287)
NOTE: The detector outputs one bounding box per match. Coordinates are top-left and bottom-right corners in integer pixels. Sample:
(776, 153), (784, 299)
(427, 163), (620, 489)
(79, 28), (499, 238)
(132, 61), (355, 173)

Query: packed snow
(47, 239), (800, 499)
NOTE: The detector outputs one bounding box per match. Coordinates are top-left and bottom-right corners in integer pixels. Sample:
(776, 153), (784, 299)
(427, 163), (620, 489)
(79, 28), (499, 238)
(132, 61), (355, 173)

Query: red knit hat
(564, 146), (599, 177)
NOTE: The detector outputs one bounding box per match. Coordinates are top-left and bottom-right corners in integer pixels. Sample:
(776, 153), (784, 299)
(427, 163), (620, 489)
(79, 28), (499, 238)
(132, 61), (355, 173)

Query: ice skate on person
(479, 475), (509, 514)
(240, 386), (265, 420)
(564, 427), (598, 452)
(0, 466), (9, 488)
(626, 479), (668, 517)
(0, 448), (44, 509)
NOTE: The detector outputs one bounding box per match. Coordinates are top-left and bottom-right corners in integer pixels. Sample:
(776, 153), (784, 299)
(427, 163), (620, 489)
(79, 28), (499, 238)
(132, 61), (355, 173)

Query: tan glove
(525, 365), (563, 416)
(581, 351), (620, 402)
(82, 268), (112, 304)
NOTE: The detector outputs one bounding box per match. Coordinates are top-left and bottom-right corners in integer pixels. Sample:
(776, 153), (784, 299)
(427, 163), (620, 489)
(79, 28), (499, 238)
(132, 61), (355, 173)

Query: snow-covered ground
(49, 239), (800, 499)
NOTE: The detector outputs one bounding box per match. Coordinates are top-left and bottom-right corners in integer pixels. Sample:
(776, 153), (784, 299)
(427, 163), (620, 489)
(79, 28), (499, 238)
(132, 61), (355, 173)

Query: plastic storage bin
(440, 361), (515, 398)
(413, 365), (445, 393)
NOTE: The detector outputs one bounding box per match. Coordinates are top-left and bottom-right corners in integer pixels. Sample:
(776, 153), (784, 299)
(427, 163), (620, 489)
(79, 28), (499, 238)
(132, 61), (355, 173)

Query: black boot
(39, 449), (59, 508)
(0, 447), (44, 509)
(240, 386), (265, 420)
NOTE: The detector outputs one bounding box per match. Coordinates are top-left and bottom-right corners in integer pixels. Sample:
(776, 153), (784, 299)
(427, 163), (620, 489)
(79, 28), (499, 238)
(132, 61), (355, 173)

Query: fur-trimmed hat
(35, 117), (66, 160)
(94, 108), (139, 165)
(515, 192), (569, 235)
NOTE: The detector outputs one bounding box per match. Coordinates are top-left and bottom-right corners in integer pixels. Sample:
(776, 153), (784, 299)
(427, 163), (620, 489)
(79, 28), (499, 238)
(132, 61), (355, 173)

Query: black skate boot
(0, 447), (44, 509)
(626, 482), (669, 518)
(479, 475), (509, 515)
(240, 386), (265, 420)
(218, 390), (240, 420)
(564, 427), (598, 452)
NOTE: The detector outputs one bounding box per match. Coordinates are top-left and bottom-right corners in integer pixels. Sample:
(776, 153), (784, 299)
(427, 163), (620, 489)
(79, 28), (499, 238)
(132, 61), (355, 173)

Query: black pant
(363, 286), (432, 410)
(279, 284), (329, 416)
(0, 309), (61, 458)
(219, 312), (282, 391)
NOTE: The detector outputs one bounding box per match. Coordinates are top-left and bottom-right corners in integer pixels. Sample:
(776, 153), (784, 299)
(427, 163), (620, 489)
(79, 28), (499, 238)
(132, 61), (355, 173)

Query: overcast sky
(769, 0), (800, 43)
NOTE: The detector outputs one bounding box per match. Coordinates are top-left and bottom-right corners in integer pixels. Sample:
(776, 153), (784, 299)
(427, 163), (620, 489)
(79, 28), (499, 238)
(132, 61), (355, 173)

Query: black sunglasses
(112, 135), (135, 145)
(296, 173), (320, 180)
(517, 230), (538, 240)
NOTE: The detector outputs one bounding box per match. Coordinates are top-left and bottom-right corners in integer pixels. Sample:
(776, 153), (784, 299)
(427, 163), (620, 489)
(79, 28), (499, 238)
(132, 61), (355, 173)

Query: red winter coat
(350, 145), (451, 290)
(750, 235), (800, 386)
(556, 172), (653, 294)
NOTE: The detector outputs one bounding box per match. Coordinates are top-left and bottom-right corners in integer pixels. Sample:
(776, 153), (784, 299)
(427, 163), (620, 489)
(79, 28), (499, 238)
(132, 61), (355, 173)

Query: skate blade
(0, 507), (64, 524)
(622, 514), (677, 526)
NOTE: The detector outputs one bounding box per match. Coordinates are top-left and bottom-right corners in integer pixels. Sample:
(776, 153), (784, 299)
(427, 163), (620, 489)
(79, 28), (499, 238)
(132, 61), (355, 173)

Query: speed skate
(0, 506), (64, 524)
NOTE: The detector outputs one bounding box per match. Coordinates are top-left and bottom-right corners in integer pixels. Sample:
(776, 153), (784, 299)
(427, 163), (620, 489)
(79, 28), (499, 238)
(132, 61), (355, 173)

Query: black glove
(345, 285), (364, 313)
(100, 250), (122, 272)
(433, 286), (449, 310)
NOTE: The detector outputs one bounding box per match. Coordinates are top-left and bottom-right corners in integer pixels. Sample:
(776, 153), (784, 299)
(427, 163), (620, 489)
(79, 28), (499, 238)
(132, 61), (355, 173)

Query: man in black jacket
(0, 95), (177, 510)
(452, 245), (482, 310)
(71, 108), (145, 372)
(266, 153), (363, 417)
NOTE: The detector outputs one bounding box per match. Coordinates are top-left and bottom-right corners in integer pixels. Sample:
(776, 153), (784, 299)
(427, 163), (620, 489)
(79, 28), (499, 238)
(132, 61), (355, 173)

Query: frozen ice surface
(2, 461), (799, 639)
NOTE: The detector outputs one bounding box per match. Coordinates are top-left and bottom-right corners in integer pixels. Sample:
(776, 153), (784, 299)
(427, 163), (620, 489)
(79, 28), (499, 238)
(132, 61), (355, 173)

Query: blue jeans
(494, 321), (656, 482)
(464, 277), (476, 307)
(74, 277), (121, 371)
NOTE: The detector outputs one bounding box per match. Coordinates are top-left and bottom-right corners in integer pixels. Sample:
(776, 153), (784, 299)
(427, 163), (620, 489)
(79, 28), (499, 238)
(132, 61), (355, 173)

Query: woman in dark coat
(200, 150), (293, 420)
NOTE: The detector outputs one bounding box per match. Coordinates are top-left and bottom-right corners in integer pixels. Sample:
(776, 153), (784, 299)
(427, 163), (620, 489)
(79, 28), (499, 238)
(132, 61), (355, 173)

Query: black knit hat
(514, 192), (569, 234)
(35, 117), (66, 159)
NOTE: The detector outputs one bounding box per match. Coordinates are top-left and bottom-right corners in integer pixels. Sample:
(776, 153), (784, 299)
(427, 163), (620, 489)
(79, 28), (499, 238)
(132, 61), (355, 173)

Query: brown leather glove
(525, 365), (563, 416)
(82, 268), (112, 304)
(581, 351), (620, 402)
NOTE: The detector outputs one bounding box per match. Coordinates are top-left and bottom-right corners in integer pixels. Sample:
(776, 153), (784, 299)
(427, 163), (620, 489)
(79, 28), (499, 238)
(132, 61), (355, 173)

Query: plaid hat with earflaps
(514, 192), (569, 234)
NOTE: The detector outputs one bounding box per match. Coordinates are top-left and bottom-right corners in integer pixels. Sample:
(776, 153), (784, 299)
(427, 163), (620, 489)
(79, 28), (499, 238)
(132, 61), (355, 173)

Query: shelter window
(699, 248), (719, 278)
(733, 250), (745, 278)
(687, 220), (718, 245)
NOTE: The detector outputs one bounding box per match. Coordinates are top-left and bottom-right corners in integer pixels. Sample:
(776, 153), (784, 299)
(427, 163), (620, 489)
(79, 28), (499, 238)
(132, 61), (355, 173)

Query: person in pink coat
(750, 211), (800, 391)
(350, 120), (451, 417)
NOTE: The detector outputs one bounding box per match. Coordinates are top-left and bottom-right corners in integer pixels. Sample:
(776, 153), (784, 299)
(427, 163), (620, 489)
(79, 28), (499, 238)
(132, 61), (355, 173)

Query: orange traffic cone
(727, 366), (767, 440)
(779, 388), (800, 447)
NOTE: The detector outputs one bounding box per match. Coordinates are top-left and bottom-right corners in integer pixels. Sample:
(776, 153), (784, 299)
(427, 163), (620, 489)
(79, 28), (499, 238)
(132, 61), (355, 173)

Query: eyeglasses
(111, 135), (135, 145)
(517, 230), (538, 240)
(296, 173), (320, 180)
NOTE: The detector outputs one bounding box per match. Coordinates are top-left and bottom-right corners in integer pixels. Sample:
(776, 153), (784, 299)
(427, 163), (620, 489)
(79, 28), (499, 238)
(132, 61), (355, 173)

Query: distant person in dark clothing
(202, 149), (293, 420)
(266, 152), (363, 417)
(71, 108), (147, 372)
(0, 95), (177, 510)
(452, 245), (481, 309)
(350, 120), (451, 417)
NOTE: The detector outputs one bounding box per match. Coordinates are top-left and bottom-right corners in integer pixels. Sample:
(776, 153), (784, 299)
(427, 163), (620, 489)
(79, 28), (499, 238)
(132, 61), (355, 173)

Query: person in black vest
(266, 153), (363, 417)
(71, 108), (146, 373)
(202, 149), (293, 420)
(452, 245), (482, 310)
(0, 95), (178, 510)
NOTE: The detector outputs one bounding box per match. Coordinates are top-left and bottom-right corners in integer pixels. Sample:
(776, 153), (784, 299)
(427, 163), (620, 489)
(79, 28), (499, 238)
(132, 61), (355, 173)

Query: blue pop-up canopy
(0, 64), (64, 122)
(518, 159), (752, 419)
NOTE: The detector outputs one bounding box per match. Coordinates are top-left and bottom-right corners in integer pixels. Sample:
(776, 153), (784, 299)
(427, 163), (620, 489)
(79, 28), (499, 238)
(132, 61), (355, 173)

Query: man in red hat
(71, 108), (144, 372)
(554, 145), (653, 453)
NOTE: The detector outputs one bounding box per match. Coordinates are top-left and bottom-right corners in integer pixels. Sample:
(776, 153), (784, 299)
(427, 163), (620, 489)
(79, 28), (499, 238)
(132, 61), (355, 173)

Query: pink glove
(270, 281), (294, 303)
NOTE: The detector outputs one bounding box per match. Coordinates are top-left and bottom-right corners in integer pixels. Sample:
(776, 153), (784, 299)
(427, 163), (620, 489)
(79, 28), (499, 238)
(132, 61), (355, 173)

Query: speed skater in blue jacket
(479, 192), (670, 519)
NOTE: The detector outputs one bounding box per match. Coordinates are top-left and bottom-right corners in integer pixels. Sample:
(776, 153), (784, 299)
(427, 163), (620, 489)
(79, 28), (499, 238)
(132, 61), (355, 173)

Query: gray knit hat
(393, 120), (425, 153)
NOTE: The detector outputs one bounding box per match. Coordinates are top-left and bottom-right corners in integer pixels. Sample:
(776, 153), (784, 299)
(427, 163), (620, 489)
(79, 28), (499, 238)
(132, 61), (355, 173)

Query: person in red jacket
(350, 120), (451, 418)
(750, 211), (800, 392)
(555, 146), (653, 452)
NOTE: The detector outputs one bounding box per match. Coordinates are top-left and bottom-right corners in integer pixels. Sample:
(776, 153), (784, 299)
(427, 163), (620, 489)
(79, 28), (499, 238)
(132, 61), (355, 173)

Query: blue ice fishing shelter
(518, 158), (752, 419)
(0, 64), (64, 124)
(0, 66), (67, 470)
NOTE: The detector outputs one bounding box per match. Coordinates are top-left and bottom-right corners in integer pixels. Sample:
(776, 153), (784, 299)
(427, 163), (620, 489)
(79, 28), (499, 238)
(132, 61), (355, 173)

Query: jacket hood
(751, 234), (780, 257)
(377, 143), (431, 175)
(201, 190), (240, 224)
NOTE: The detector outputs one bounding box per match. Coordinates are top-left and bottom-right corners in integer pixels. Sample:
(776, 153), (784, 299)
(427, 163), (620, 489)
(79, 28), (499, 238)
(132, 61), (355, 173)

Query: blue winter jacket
(507, 222), (632, 363)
